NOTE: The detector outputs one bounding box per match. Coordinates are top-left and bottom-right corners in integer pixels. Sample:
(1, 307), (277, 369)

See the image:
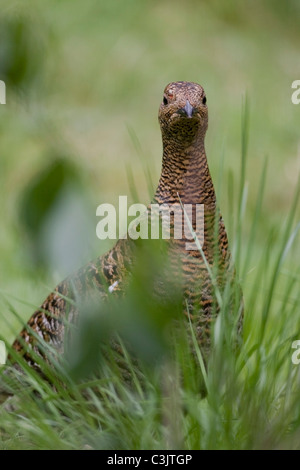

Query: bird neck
(154, 133), (216, 210)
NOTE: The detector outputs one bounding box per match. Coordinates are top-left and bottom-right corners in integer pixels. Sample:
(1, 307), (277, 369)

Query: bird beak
(178, 99), (194, 118)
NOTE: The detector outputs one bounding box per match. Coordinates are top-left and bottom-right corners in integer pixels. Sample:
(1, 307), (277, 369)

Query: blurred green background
(0, 0), (300, 345)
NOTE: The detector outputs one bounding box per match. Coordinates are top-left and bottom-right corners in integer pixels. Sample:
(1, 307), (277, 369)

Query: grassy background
(0, 0), (300, 449)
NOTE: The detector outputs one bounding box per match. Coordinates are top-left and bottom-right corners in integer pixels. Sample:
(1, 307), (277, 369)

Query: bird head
(158, 81), (208, 143)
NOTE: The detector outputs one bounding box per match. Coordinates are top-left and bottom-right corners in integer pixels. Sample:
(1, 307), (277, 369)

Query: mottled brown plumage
(9, 81), (237, 375)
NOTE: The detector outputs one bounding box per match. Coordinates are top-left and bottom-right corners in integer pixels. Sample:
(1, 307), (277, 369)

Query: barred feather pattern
(10, 81), (238, 371)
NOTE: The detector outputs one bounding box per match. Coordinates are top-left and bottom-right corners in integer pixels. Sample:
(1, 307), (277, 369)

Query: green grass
(1, 0), (300, 450)
(1, 105), (300, 450)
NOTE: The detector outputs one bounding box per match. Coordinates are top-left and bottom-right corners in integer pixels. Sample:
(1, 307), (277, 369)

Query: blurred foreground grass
(0, 0), (300, 449)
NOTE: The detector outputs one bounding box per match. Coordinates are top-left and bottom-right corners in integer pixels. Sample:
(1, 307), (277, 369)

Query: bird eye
(202, 96), (207, 105)
(163, 96), (168, 105)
